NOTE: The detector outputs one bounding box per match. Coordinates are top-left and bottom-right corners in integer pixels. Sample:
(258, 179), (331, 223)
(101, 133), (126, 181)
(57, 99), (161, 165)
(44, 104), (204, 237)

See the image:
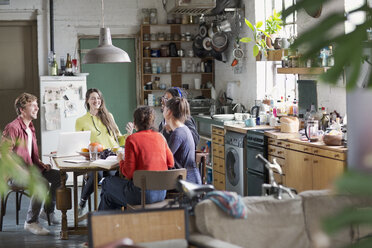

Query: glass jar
(150, 33), (157, 41)
(150, 8), (158, 24)
(143, 33), (150, 41)
(182, 14), (189, 24)
(167, 13), (175, 24)
(160, 45), (169, 57)
(175, 14), (182, 24)
(165, 33), (173, 41)
(144, 62), (152, 74)
(185, 32), (192, 41)
(142, 8), (150, 25)
(181, 33), (186, 41)
(158, 32), (165, 41)
(143, 47), (151, 57)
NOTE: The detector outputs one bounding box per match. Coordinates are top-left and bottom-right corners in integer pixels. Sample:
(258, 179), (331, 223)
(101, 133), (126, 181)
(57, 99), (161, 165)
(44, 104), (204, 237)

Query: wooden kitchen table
(52, 156), (118, 239)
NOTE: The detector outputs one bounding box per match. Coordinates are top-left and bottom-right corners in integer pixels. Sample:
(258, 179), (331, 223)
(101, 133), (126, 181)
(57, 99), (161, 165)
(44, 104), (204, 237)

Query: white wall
(0, 0), (347, 115)
(0, 0), (162, 76)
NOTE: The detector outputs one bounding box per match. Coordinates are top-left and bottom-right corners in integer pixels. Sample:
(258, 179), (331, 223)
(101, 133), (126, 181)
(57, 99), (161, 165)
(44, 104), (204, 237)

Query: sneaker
(24, 221), (50, 235)
(39, 209), (60, 225)
(78, 205), (86, 218)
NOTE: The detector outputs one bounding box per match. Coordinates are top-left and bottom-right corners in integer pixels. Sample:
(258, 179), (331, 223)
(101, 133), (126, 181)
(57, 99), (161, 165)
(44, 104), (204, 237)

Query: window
(255, 0), (298, 105)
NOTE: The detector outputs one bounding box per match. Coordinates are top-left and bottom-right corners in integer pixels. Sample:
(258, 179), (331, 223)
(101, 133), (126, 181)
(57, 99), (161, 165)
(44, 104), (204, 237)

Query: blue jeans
(98, 176), (166, 210)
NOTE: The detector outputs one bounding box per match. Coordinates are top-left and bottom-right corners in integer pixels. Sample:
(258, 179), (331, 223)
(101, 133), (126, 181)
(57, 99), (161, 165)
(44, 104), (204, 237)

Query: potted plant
(265, 9), (283, 49)
(240, 19), (269, 60)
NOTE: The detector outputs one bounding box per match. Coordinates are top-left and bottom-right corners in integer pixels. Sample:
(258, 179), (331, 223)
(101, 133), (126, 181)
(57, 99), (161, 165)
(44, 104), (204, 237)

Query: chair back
(133, 169), (187, 208)
(88, 208), (188, 248)
(133, 169), (187, 191)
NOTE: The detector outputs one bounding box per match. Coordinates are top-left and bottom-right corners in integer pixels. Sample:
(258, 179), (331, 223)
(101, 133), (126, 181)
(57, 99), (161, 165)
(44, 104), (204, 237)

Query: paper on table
(63, 159), (88, 164)
(91, 156), (118, 170)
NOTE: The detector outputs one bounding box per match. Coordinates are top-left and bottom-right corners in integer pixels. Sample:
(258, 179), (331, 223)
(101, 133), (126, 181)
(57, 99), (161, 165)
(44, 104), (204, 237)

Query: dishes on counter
(211, 114), (235, 120)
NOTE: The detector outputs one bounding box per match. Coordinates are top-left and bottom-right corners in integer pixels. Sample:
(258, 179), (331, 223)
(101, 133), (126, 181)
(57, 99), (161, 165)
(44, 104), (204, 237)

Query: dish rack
(188, 99), (214, 115)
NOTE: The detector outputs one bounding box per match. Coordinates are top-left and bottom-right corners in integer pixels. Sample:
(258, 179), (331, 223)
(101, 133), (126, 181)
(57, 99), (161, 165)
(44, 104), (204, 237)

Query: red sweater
(120, 129), (174, 179)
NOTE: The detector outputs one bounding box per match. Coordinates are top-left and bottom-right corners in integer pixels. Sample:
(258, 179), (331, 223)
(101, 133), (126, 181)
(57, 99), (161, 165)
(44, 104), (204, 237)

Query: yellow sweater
(75, 112), (126, 148)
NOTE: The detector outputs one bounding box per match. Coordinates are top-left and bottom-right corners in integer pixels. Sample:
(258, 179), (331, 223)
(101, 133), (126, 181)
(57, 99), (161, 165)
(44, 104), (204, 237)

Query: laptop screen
(56, 131), (91, 157)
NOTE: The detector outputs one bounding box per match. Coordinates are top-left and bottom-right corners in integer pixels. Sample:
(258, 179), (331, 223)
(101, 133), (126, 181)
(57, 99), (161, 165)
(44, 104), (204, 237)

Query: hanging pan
(211, 32), (229, 53)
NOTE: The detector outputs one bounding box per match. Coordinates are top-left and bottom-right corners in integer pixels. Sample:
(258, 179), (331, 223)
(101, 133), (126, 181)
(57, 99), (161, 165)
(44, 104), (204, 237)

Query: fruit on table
(88, 142), (104, 152)
(81, 148), (89, 152)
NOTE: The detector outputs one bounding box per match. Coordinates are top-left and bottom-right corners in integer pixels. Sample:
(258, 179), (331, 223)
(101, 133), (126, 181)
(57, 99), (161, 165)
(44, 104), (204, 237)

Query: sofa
(188, 190), (372, 248)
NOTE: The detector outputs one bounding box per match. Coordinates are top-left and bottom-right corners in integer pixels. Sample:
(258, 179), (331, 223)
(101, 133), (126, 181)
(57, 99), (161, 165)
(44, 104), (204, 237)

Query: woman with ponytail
(163, 97), (201, 184)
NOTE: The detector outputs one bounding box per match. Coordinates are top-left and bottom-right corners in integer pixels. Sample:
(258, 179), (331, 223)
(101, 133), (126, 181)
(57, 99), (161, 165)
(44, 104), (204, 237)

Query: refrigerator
(39, 76), (87, 184)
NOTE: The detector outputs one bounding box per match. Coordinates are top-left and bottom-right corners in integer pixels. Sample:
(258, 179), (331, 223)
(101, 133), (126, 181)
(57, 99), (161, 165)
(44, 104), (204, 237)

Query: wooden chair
(88, 208), (189, 248)
(128, 168), (187, 209)
(196, 151), (208, 184)
(0, 184), (30, 231)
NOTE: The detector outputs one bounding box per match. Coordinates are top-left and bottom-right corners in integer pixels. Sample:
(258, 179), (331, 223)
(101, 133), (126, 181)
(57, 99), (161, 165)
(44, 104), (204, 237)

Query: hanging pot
(208, 22), (220, 38)
(211, 32), (228, 52)
(199, 23), (208, 37)
(202, 37), (213, 51)
(193, 35), (207, 58)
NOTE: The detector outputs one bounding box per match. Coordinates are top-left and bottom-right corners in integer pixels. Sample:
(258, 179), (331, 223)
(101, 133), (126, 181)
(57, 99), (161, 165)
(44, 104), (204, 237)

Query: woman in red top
(98, 106), (174, 210)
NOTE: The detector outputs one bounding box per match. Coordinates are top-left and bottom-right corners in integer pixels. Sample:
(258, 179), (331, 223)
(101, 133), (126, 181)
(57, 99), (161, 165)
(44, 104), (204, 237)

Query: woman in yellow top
(75, 88), (126, 215)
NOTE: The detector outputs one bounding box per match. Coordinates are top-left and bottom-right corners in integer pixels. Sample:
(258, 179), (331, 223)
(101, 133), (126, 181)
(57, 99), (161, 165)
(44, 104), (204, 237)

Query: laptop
(53, 131), (91, 157)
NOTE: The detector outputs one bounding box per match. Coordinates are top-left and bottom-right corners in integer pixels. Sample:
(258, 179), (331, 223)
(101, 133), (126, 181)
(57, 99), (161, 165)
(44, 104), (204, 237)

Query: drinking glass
(89, 146), (98, 161)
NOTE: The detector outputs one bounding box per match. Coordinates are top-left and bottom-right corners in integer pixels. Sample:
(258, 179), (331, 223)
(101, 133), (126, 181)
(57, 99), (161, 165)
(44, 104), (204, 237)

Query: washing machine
(225, 131), (246, 196)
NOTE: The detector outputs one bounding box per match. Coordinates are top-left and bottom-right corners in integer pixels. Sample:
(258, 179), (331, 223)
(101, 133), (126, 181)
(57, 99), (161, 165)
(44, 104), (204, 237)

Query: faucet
(232, 103), (246, 113)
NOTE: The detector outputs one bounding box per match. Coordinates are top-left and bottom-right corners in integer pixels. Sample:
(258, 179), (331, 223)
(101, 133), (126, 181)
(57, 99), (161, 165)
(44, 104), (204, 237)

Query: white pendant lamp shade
(83, 27), (131, 64)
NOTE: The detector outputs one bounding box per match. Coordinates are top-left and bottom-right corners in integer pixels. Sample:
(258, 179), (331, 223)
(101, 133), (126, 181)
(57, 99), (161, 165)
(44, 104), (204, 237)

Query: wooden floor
(0, 187), (88, 248)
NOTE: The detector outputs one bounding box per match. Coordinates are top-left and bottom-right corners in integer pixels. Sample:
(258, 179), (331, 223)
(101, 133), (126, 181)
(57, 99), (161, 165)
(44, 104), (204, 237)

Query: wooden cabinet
(140, 24), (215, 105)
(285, 149), (313, 192)
(267, 137), (347, 193)
(212, 125), (225, 190)
(267, 139), (287, 185)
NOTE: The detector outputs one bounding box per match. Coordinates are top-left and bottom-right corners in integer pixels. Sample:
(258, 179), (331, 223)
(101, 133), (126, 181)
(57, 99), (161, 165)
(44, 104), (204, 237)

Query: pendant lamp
(83, 0), (131, 64)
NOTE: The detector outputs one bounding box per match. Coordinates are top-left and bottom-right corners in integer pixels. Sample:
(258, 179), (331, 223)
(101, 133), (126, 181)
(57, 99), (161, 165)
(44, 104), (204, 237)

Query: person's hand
(125, 122), (134, 135)
(40, 162), (51, 171)
(117, 151), (124, 161)
(163, 123), (172, 133)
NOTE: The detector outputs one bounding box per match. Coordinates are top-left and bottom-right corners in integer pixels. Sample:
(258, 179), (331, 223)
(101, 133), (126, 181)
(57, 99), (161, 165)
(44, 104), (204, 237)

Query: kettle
(250, 105), (260, 118)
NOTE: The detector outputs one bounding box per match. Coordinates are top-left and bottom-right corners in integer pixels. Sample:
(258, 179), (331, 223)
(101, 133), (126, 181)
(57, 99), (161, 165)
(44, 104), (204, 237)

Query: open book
(91, 156), (119, 170)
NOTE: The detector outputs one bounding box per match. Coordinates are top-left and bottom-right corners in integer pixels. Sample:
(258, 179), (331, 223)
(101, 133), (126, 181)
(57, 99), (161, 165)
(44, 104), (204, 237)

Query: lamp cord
(101, 0), (105, 27)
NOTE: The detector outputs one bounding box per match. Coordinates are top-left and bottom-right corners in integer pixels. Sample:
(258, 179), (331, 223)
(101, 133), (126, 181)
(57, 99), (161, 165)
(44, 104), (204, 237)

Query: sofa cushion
(195, 195), (310, 248)
(299, 190), (372, 247)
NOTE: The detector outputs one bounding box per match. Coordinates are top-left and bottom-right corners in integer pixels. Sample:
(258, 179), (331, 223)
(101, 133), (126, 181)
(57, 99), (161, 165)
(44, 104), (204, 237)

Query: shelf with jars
(140, 24), (215, 105)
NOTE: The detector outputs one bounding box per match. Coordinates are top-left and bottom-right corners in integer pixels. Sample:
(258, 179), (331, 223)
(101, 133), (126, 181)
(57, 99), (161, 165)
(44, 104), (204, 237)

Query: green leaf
(333, 170), (372, 196)
(323, 207), (372, 235)
(245, 18), (254, 32)
(253, 45), (259, 57)
(240, 37), (253, 43)
(256, 21), (263, 29)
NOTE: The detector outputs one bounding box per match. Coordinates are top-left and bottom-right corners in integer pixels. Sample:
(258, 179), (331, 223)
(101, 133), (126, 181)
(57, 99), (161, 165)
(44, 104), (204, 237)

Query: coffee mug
(245, 118), (256, 127)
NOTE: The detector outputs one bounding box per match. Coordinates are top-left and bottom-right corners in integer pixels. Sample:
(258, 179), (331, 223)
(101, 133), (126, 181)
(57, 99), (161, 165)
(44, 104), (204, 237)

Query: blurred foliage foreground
(283, 0), (372, 247)
(324, 171), (372, 248)
(0, 140), (48, 202)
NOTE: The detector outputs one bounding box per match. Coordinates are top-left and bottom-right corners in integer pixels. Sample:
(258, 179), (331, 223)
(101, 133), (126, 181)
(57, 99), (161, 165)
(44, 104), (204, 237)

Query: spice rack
(140, 24), (215, 105)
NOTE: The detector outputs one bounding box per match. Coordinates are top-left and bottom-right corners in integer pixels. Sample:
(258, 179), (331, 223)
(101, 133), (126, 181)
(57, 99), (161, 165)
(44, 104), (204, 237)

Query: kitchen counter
(224, 123), (273, 134)
(265, 130), (347, 153)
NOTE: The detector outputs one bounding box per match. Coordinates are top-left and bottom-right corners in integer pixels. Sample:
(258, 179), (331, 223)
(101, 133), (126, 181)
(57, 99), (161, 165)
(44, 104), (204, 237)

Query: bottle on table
(51, 53), (58, 76)
(65, 53), (73, 76)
